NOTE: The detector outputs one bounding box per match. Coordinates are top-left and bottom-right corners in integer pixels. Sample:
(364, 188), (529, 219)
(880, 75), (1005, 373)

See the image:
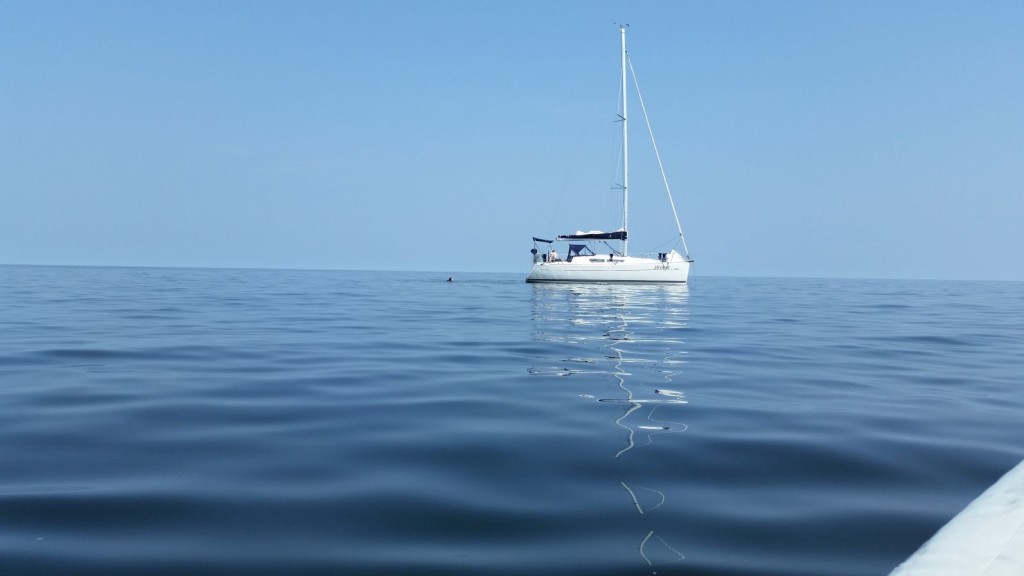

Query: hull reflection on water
(530, 283), (690, 571)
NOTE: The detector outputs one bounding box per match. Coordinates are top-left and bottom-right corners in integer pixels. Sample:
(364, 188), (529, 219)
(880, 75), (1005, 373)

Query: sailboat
(526, 27), (693, 283)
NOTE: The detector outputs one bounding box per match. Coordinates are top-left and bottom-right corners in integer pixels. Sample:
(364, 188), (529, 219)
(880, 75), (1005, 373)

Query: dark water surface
(2, 266), (1022, 575)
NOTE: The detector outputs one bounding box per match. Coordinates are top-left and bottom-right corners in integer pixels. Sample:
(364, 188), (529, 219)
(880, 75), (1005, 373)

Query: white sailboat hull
(526, 252), (690, 283)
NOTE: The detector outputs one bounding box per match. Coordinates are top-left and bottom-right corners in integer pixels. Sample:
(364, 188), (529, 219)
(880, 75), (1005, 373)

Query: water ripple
(1, 267), (1022, 575)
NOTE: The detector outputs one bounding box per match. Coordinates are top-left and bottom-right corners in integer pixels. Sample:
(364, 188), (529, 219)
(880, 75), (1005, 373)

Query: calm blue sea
(2, 266), (1022, 575)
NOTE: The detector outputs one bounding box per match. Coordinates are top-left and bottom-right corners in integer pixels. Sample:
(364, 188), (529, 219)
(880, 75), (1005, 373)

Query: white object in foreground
(890, 458), (1024, 576)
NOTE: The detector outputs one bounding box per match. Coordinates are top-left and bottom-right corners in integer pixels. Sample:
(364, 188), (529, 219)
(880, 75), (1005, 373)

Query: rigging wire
(627, 55), (691, 261)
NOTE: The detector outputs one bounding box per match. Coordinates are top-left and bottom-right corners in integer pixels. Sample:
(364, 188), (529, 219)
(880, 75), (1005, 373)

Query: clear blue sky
(2, 0), (1022, 280)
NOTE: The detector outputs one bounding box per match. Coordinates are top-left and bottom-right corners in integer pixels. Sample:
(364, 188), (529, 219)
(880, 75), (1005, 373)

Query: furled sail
(556, 230), (627, 241)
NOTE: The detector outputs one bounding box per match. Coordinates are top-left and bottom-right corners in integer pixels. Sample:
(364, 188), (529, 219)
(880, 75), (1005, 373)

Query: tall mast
(620, 25), (629, 257)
